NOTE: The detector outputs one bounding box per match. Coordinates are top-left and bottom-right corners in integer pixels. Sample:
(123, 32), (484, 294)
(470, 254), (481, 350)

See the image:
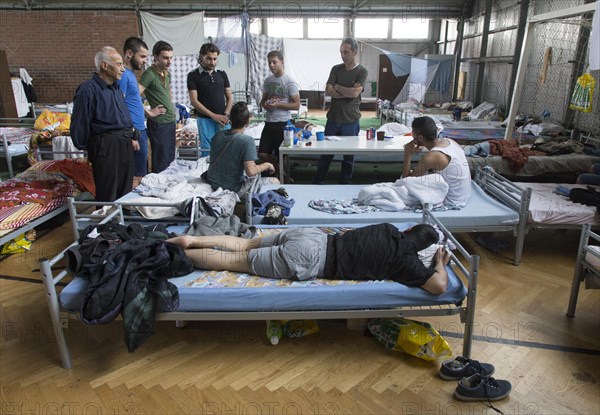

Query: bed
(467, 153), (600, 180)
(567, 224), (600, 318)
(247, 166), (531, 265)
(1, 126), (34, 178)
(0, 158), (94, 247)
(512, 182), (599, 265)
(39, 198), (479, 369)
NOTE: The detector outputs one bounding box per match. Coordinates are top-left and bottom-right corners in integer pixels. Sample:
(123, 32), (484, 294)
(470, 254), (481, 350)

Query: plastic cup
(376, 131), (385, 141)
(316, 131), (325, 141)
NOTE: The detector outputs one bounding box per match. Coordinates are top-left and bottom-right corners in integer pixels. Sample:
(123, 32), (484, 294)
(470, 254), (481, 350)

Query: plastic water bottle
(283, 121), (293, 147)
(266, 320), (283, 345)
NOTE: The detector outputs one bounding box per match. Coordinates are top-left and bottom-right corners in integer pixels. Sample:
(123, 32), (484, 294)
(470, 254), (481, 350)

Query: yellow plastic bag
(368, 318), (452, 361)
(34, 109), (71, 131)
(1, 230), (36, 255)
(569, 73), (596, 113)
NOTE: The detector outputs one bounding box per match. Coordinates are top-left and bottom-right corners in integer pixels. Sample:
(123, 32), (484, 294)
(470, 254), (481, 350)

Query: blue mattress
(60, 267), (466, 312)
(254, 182), (519, 229)
(59, 223), (467, 312)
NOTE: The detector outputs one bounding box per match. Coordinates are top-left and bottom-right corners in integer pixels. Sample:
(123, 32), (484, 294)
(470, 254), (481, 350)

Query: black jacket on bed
(73, 224), (194, 352)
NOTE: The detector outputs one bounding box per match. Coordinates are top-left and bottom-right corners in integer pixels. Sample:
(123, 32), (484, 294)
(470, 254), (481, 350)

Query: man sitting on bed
(403, 116), (471, 208)
(205, 101), (279, 198)
(167, 223), (450, 295)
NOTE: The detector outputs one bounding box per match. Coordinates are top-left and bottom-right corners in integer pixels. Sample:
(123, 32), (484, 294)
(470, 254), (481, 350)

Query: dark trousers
(313, 120), (360, 184)
(88, 130), (134, 202)
(258, 121), (287, 157)
(133, 129), (148, 177)
(147, 119), (176, 173)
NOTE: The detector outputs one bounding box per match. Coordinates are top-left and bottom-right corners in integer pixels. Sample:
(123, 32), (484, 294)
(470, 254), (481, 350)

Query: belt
(95, 128), (133, 138)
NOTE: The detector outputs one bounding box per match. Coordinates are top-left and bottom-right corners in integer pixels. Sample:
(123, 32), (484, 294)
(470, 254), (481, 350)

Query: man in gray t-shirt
(313, 38), (368, 185)
(258, 51), (300, 178)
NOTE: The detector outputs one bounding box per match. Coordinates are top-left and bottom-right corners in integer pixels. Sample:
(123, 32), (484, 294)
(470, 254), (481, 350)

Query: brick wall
(0, 10), (139, 103)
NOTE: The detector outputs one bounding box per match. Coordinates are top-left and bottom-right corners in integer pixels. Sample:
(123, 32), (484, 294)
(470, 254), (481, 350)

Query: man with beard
(140, 40), (176, 173)
(71, 46), (134, 202)
(313, 38), (368, 185)
(187, 43), (233, 155)
(119, 37), (166, 184)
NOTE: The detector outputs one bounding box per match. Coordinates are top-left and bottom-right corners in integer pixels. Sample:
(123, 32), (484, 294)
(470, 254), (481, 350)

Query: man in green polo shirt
(139, 40), (176, 173)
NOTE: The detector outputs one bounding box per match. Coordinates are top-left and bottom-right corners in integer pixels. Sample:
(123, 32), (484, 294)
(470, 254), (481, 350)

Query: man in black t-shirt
(167, 223), (450, 295)
(187, 43), (233, 154)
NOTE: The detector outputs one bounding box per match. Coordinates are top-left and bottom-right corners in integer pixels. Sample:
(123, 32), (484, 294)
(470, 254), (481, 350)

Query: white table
(278, 135), (413, 183)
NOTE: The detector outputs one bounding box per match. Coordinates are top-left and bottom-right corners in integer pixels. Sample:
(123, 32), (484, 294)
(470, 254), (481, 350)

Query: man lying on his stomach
(167, 223), (450, 295)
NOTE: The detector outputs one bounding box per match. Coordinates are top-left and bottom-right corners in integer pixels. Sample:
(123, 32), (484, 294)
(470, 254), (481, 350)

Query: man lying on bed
(167, 223), (451, 295)
(403, 116), (471, 208)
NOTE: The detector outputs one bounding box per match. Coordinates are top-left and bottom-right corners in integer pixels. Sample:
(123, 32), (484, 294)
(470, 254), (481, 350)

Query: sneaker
(454, 373), (512, 402)
(439, 356), (495, 380)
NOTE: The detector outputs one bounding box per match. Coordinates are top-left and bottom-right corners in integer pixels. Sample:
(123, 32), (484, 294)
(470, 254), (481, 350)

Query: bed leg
(462, 255), (479, 359)
(245, 193), (252, 224)
(567, 225), (589, 318)
(40, 258), (73, 369)
(513, 229), (525, 266)
(566, 267), (585, 318)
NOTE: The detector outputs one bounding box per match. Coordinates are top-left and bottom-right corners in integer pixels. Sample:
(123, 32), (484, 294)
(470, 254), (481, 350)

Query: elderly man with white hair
(71, 46), (136, 202)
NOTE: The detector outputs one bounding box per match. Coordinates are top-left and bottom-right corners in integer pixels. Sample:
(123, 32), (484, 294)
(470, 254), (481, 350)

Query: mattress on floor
(59, 224), (468, 312)
(255, 182), (519, 228)
(525, 183), (599, 225)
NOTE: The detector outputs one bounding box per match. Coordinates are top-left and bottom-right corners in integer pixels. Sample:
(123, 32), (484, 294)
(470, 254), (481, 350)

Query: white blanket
(357, 174), (449, 211)
(130, 158), (239, 218)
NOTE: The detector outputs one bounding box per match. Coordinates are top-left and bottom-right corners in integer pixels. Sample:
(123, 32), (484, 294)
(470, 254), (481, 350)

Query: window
(354, 18), (389, 39)
(447, 20), (457, 41)
(308, 19), (344, 39)
(392, 18), (430, 39)
(204, 17), (261, 38)
(249, 19), (261, 35)
(268, 18), (303, 38)
(204, 17), (218, 39)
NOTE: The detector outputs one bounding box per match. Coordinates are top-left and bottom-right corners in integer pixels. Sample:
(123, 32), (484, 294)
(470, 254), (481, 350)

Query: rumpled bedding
(0, 180), (73, 208)
(488, 139), (545, 173)
(131, 159), (239, 218)
(357, 174), (449, 211)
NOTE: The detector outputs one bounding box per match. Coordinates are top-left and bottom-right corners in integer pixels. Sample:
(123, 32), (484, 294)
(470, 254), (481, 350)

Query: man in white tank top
(402, 116), (471, 208)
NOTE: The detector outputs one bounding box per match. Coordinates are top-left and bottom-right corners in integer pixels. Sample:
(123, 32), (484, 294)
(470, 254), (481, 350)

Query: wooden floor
(1, 219), (598, 414)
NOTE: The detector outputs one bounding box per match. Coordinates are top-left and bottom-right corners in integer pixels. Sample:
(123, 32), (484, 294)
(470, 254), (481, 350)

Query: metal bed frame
(39, 199), (479, 369)
(567, 224), (600, 318)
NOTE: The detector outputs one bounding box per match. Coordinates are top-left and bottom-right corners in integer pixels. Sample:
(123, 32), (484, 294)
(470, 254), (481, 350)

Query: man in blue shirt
(71, 46), (135, 202)
(119, 37), (166, 185)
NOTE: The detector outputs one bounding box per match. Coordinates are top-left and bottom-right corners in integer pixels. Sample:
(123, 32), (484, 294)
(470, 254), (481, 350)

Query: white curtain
(140, 12), (204, 56)
(283, 39), (341, 92)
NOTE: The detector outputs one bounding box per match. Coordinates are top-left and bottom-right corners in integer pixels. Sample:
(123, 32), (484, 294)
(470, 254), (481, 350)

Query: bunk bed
(39, 198), (480, 369)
